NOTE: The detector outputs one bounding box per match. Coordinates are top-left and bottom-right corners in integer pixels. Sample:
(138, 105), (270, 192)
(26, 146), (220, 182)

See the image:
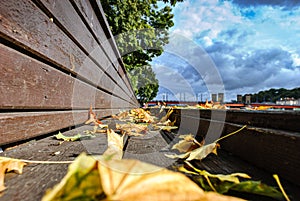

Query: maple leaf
(165, 126), (247, 161)
(179, 162), (283, 200)
(172, 134), (204, 153)
(85, 105), (102, 125)
(42, 153), (245, 201)
(54, 132), (94, 141)
(102, 129), (124, 160)
(116, 123), (148, 136)
(158, 108), (173, 123)
(154, 125), (178, 132)
(42, 153), (102, 201)
(112, 111), (129, 120)
(0, 157), (27, 193)
(132, 108), (155, 123)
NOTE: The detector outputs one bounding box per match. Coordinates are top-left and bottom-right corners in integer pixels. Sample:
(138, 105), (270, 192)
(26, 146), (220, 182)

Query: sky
(151, 0), (300, 102)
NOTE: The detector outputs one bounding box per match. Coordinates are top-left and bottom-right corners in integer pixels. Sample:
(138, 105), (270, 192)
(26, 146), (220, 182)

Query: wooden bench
(0, 0), (139, 147)
(1, 1), (300, 200)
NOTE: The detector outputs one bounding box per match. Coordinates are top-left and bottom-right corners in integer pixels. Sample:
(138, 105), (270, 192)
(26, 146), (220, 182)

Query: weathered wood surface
(0, 109), (119, 146)
(159, 108), (300, 186)
(170, 109), (300, 132)
(0, 0), (139, 145)
(1, 120), (299, 201)
(0, 125), (107, 201)
(0, 0), (134, 102)
(0, 44), (133, 109)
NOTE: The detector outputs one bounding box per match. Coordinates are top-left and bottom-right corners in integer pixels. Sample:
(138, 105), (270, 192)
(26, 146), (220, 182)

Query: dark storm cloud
(228, 0), (300, 8)
(207, 45), (294, 90)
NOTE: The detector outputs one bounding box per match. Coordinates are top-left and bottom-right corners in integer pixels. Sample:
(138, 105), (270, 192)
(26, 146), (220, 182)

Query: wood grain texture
(162, 108), (300, 185)
(167, 108), (300, 132)
(220, 124), (300, 187)
(0, 0), (136, 103)
(0, 125), (108, 201)
(0, 109), (120, 146)
(71, 0), (137, 102)
(0, 44), (134, 109)
(36, 0), (134, 99)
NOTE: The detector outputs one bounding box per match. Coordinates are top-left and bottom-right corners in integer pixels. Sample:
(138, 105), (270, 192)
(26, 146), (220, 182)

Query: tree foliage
(101, 0), (183, 104)
(242, 87), (300, 103)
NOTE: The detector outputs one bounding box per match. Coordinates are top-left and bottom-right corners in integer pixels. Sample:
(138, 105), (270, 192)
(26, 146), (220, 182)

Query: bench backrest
(0, 0), (139, 146)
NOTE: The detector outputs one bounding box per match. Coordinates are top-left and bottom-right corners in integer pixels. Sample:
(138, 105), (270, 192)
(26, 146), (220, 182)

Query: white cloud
(152, 0), (300, 101)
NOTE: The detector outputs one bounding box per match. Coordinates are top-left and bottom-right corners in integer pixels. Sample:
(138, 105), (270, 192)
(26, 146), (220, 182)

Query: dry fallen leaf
(0, 157), (27, 193)
(42, 153), (102, 201)
(112, 111), (129, 120)
(116, 123), (148, 136)
(166, 126), (247, 161)
(85, 105), (102, 125)
(42, 153), (245, 201)
(186, 142), (220, 161)
(159, 108), (173, 123)
(103, 129), (124, 160)
(172, 134), (203, 153)
(130, 108), (155, 123)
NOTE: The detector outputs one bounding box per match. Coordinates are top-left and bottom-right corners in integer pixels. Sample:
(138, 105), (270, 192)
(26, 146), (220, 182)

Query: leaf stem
(214, 125), (247, 143)
(20, 159), (73, 164)
(205, 175), (217, 192)
(273, 174), (290, 201)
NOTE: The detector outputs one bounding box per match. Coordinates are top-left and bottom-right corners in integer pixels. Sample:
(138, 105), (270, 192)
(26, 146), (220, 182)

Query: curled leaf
(0, 157), (27, 193)
(116, 123), (148, 136)
(165, 142), (219, 161)
(112, 111), (129, 120)
(103, 129), (124, 160)
(42, 153), (102, 201)
(179, 162), (283, 200)
(172, 134), (203, 153)
(186, 143), (219, 161)
(85, 105), (102, 125)
(42, 153), (245, 201)
(159, 108), (173, 123)
(155, 125), (178, 132)
(54, 132), (93, 141)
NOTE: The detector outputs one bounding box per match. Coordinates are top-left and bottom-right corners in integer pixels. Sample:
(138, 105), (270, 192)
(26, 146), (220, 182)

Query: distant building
(276, 97), (300, 105)
(211, 94), (217, 102)
(237, 95), (242, 103)
(218, 93), (224, 103)
(245, 94), (251, 104)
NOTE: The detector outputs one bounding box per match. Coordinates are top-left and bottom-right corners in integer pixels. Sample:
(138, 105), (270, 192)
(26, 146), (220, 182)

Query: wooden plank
(36, 0), (134, 100)
(72, 0), (137, 103)
(0, 43), (134, 109)
(123, 131), (176, 167)
(164, 108), (300, 185)
(0, 109), (119, 146)
(0, 125), (108, 201)
(220, 124), (300, 186)
(0, 0), (137, 105)
(168, 109), (300, 132)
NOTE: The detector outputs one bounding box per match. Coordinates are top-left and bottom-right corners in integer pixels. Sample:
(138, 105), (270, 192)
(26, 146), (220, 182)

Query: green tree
(101, 0), (183, 104)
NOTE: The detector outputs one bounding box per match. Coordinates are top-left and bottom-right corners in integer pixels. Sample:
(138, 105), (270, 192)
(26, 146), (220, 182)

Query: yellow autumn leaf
(103, 129), (124, 160)
(154, 125), (178, 132)
(0, 157), (27, 193)
(166, 126), (247, 161)
(181, 162), (251, 184)
(42, 153), (103, 201)
(172, 134), (203, 153)
(186, 142), (219, 161)
(159, 108), (173, 123)
(42, 153), (245, 201)
(165, 142), (219, 161)
(112, 111), (129, 120)
(116, 123), (148, 136)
